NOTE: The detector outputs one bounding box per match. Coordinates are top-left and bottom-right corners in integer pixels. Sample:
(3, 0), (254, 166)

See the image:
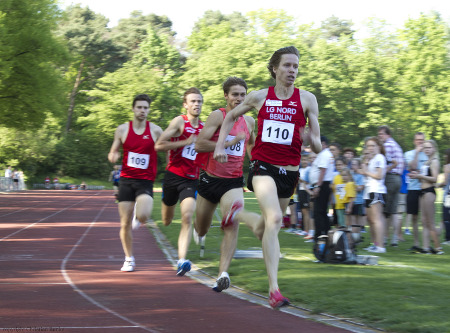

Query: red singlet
(167, 115), (204, 179)
(196, 108), (249, 178)
(251, 87), (306, 166)
(120, 121), (157, 181)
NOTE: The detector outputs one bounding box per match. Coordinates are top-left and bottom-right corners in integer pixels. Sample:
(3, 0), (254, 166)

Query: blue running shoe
(176, 259), (191, 276)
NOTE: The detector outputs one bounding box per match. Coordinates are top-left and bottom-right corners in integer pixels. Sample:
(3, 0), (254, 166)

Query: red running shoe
(221, 200), (243, 229)
(269, 289), (290, 308)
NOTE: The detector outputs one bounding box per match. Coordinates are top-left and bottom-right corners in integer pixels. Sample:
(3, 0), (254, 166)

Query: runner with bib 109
(213, 46), (322, 309)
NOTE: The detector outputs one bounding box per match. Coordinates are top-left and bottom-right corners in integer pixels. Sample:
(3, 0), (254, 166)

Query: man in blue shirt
(404, 132), (427, 251)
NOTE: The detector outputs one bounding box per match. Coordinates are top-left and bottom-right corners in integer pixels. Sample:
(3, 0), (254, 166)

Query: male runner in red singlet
(108, 94), (162, 272)
(155, 88), (204, 276)
(194, 77), (263, 292)
(214, 46), (322, 308)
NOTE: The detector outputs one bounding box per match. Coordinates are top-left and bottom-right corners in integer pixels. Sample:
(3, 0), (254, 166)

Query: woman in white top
(409, 140), (443, 254)
(360, 137), (387, 254)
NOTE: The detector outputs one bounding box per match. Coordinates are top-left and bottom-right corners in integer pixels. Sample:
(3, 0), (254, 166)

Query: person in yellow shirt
(333, 167), (356, 228)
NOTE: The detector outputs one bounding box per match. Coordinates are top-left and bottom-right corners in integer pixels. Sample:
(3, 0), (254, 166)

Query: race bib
(225, 135), (245, 157)
(261, 120), (294, 145)
(127, 151), (149, 169)
(336, 184), (346, 199)
(182, 143), (197, 160)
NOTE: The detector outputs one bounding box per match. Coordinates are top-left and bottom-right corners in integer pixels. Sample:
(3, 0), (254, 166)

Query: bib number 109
(127, 152), (150, 169)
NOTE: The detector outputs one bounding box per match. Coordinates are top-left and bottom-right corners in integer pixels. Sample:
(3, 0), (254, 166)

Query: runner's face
(274, 54), (299, 85)
(225, 85), (246, 110)
(133, 101), (150, 120)
(184, 93), (203, 117)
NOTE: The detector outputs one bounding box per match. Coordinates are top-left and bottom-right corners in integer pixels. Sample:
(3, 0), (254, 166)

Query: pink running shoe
(221, 200), (243, 229)
(269, 289), (290, 308)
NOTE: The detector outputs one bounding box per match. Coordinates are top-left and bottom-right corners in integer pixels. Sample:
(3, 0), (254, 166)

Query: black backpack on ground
(313, 228), (357, 264)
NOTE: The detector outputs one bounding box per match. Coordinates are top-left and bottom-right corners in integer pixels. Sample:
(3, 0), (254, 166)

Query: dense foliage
(0, 1), (449, 182)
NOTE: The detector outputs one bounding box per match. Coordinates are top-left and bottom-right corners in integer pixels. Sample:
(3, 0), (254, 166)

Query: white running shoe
(212, 272), (230, 292)
(120, 258), (135, 272)
(193, 228), (202, 245)
(368, 246), (386, 254)
(363, 244), (377, 251)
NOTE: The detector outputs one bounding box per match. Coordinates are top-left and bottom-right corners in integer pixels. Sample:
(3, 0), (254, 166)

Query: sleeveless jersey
(120, 121), (157, 181)
(167, 115), (204, 179)
(196, 108), (250, 178)
(251, 86), (306, 166)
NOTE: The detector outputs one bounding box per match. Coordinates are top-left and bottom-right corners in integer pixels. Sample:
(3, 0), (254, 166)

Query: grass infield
(149, 191), (448, 333)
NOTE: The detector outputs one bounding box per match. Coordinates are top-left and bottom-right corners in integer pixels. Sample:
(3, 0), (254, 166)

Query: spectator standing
(331, 157), (348, 227)
(403, 132), (428, 251)
(4, 166), (12, 191)
(360, 137), (387, 254)
(53, 176), (60, 190)
(309, 136), (334, 239)
(350, 158), (366, 230)
(44, 176), (50, 189)
(409, 140), (443, 254)
(437, 148), (450, 245)
(12, 169), (19, 191)
(298, 153), (313, 239)
(378, 125), (404, 246)
(343, 147), (356, 168)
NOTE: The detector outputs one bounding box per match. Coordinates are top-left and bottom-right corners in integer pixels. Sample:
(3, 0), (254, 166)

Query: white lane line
(0, 202), (47, 218)
(0, 194), (101, 241)
(60, 200), (160, 333)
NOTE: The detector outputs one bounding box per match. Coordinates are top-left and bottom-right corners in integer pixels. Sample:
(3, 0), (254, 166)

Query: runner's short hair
(268, 46), (300, 79)
(223, 77), (247, 94)
(132, 94), (152, 107)
(183, 87), (203, 103)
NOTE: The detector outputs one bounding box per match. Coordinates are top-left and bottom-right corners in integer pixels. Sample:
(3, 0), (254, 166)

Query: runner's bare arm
(150, 123), (163, 144)
(155, 116), (191, 152)
(302, 91), (322, 154)
(214, 90), (263, 163)
(244, 115), (256, 159)
(195, 110), (222, 153)
(108, 124), (126, 163)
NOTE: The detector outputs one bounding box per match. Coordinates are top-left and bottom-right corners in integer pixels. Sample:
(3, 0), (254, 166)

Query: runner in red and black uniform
(214, 46), (322, 308)
(155, 88), (204, 277)
(194, 77), (262, 292)
(108, 94), (162, 272)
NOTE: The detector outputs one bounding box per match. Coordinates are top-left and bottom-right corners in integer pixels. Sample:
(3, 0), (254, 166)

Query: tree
(0, 0), (68, 129)
(57, 4), (124, 133)
(187, 10), (248, 52)
(321, 16), (355, 40)
(110, 11), (176, 61)
(392, 13), (450, 149)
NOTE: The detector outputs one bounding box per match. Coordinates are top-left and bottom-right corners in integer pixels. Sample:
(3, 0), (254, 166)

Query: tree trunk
(65, 58), (85, 133)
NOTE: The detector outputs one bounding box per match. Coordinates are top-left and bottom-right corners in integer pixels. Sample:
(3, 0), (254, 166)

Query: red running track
(0, 190), (353, 333)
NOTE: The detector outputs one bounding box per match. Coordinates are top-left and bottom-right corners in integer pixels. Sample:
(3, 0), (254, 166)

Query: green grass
(150, 191), (450, 333)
